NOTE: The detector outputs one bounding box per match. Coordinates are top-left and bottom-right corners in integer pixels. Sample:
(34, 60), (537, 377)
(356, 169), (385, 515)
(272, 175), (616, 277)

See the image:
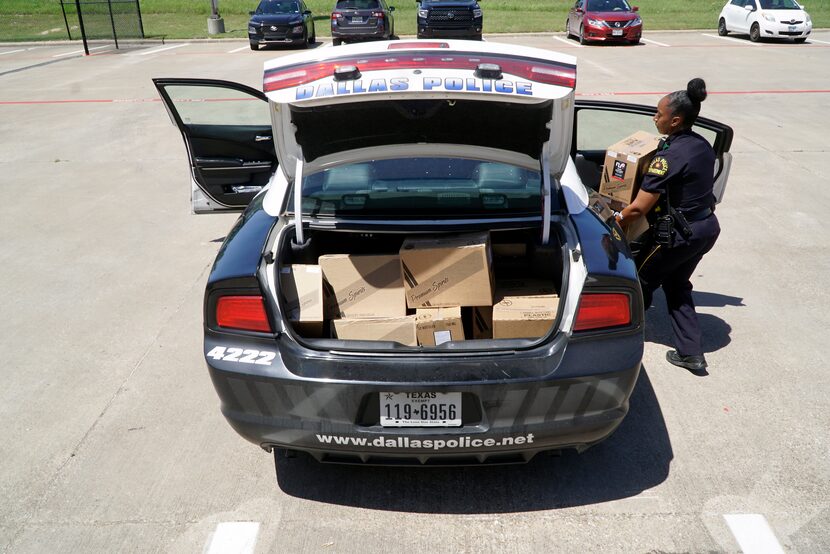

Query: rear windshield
(586, 0), (632, 11)
(256, 0), (300, 14)
(335, 0), (381, 8)
(295, 158), (544, 218)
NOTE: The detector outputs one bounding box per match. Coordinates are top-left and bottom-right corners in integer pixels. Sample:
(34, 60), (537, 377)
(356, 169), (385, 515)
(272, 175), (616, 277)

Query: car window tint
(759, 0), (799, 8)
(730, 0), (742, 5)
(258, 0), (300, 14)
(586, 0), (631, 11)
(335, 0), (381, 8)
(164, 86), (271, 127)
(576, 108), (717, 150)
(294, 158), (544, 217)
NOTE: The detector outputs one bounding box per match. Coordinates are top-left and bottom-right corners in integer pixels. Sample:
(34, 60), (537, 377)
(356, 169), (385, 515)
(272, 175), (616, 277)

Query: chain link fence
(60, 0), (144, 52)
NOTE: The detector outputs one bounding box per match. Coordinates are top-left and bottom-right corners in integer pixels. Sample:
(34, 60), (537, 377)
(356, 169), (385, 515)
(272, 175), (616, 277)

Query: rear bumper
(205, 331), (643, 463)
(332, 26), (388, 40)
(417, 21), (482, 39)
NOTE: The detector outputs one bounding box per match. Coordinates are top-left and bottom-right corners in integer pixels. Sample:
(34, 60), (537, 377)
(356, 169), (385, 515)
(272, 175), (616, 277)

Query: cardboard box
(492, 281), (560, 340)
(599, 131), (663, 205)
(399, 232), (493, 308)
(319, 254), (406, 319)
(332, 316), (417, 346)
(589, 193), (651, 242)
(280, 264), (324, 337)
(415, 306), (464, 346)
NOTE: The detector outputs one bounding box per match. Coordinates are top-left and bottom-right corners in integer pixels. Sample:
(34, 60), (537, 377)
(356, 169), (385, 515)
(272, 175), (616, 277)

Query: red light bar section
(573, 293), (631, 332)
(388, 42), (449, 49)
(263, 52), (576, 92)
(216, 296), (272, 333)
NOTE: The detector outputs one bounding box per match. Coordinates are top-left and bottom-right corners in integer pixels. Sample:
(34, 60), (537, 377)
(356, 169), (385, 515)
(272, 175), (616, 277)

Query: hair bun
(687, 78), (707, 104)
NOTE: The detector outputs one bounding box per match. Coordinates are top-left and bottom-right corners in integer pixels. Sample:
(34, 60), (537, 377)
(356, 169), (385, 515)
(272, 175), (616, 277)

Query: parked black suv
(248, 0), (316, 50)
(416, 0), (483, 40)
(331, 0), (396, 46)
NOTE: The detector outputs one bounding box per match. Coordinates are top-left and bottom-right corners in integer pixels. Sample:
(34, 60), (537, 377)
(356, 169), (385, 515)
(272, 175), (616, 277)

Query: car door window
(165, 85), (271, 127)
(576, 108), (717, 151)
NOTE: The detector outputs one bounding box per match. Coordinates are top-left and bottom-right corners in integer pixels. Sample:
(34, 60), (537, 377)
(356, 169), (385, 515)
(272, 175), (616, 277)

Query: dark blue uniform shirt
(640, 129), (716, 213)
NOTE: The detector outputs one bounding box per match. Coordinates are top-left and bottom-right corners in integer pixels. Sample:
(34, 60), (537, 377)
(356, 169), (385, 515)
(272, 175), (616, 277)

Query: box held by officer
(590, 193), (650, 242)
(415, 306), (464, 346)
(399, 231), (493, 309)
(599, 131), (663, 205)
(332, 316), (417, 346)
(280, 264), (324, 337)
(492, 280), (560, 340)
(319, 254), (406, 319)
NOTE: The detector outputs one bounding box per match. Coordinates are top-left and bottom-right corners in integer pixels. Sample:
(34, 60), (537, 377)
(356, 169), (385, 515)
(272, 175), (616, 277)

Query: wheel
(249, 40), (258, 51)
(566, 19), (573, 39)
(308, 26), (316, 44)
(301, 30), (309, 48)
(794, 37), (806, 43)
(473, 34), (483, 41)
(749, 22), (761, 42)
(718, 17), (728, 36)
(579, 25), (587, 45)
(332, 38), (342, 46)
(629, 38), (640, 45)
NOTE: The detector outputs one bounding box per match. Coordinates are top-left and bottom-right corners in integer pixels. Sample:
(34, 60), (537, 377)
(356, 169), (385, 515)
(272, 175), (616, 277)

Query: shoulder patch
(648, 156), (669, 177)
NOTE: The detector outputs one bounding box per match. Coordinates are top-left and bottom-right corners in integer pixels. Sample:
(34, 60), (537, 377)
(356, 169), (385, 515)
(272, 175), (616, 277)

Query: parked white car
(718, 0), (812, 42)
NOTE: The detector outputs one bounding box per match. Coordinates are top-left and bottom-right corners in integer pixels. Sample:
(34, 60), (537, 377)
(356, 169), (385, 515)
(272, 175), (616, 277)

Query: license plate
(788, 25), (797, 31)
(612, 29), (623, 36)
(351, 16), (364, 23)
(380, 392), (462, 427)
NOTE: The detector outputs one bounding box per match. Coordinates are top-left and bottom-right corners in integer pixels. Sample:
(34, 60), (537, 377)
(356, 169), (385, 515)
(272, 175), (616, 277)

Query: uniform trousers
(637, 214), (720, 357)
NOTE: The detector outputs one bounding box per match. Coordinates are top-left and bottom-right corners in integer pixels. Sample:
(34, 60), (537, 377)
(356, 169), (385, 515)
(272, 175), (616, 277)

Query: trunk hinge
(541, 145), (552, 245)
(293, 157), (304, 246)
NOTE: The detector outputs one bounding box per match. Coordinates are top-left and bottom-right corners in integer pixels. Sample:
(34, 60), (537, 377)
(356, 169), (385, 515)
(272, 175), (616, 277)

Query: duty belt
(678, 206), (713, 222)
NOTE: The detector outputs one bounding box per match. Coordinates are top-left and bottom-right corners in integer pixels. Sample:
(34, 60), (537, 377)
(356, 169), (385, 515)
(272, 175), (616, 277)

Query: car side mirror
(303, 9), (311, 14)
(390, 6), (396, 11)
(744, 4), (755, 10)
(576, 7), (584, 13)
(632, 5), (639, 11)
(249, 11), (255, 15)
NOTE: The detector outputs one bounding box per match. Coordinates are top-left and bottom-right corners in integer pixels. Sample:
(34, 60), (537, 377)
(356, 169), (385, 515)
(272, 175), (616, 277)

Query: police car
(153, 40), (733, 465)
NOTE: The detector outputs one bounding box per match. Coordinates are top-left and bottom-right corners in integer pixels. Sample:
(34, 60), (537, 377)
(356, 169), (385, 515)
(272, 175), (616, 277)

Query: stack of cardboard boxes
(597, 130), (663, 241)
(280, 231), (560, 345)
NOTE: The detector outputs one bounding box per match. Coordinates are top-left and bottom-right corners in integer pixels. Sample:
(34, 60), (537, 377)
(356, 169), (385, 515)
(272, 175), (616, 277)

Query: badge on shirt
(648, 156), (668, 177)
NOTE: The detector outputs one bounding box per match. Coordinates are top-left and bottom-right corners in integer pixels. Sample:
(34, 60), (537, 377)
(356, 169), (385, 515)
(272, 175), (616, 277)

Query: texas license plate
(612, 29), (623, 36)
(351, 16), (364, 23)
(380, 392), (462, 427)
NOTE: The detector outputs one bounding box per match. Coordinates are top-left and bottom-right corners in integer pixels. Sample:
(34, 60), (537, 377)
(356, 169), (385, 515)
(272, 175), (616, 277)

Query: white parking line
(724, 514), (785, 554)
(701, 33), (761, 45)
(808, 37), (830, 45)
(553, 36), (582, 48)
(0, 49), (26, 56)
(136, 43), (190, 56)
(228, 45), (250, 53)
(641, 37), (670, 47)
(51, 45), (110, 58)
(206, 522), (260, 554)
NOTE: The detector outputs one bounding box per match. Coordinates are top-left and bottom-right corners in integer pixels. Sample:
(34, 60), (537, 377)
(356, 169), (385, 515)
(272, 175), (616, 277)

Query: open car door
(153, 78), (278, 214)
(572, 100), (733, 203)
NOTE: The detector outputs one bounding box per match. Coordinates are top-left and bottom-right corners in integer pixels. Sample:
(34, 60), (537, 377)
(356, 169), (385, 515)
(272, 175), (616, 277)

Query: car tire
(718, 18), (728, 36)
(750, 23), (761, 42)
(332, 38), (342, 46)
(249, 41), (258, 51)
(308, 28), (316, 44)
(629, 38), (640, 45)
(566, 19), (573, 39)
(579, 25), (587, 45)
(794, 37), (806, 43)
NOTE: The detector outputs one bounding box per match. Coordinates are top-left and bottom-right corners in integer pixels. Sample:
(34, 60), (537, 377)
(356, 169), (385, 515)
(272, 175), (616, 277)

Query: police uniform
(637, 128), (720, 358)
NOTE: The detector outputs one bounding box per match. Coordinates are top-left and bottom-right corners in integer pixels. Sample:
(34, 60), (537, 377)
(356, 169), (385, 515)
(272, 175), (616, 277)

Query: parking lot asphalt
(1, 31), (829, 553)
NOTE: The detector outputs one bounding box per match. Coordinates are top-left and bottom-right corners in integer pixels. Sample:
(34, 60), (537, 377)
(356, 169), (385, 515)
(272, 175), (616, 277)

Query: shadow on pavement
(274, 369), (672, 513)
(644, 290), (734, 353)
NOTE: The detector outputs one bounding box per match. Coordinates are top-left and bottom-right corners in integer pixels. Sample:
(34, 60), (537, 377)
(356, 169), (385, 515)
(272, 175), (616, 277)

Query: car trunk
(274, 224), (567, 351)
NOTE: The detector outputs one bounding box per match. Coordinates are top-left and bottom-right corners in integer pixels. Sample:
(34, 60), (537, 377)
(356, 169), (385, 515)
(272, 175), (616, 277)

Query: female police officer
(614, 78), (720, 374)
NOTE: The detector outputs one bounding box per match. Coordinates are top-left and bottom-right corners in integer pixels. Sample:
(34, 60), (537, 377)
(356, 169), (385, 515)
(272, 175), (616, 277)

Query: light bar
(263, 51), (576, 92)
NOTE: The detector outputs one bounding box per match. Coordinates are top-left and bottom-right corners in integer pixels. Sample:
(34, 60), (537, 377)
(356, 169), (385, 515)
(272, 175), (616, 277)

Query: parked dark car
(248, 0), (316, 50)
(416, 0), (483, 40)
(331, 0), (396, 45)
(566, 0), (642, 45)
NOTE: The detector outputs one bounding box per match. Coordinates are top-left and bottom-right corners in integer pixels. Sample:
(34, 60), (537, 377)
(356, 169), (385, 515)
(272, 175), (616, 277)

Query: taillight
(574, 293), (631, 332)
(372, 11), (384, 18)
(216, 296), (272, 333)
(331, 12), (343, 20)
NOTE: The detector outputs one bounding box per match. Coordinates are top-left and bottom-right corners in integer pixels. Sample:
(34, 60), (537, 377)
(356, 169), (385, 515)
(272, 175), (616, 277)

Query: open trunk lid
(262, 40), (577, 182)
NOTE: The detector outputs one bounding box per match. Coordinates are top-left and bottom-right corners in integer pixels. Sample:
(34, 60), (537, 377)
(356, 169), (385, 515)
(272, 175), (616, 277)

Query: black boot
(666, 350), (708, 374)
